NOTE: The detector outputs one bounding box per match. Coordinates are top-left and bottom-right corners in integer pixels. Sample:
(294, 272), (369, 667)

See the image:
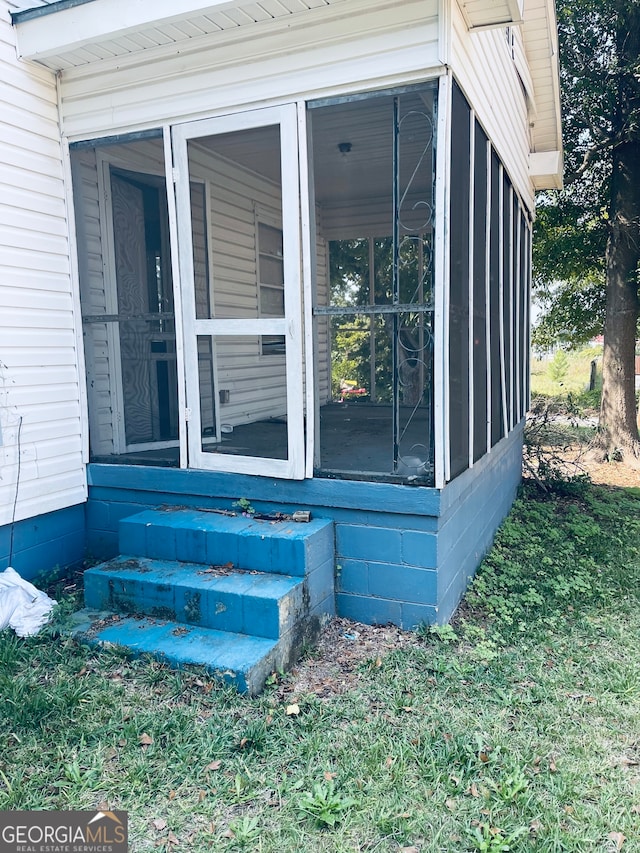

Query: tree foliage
(533, 0), (640, 455)
(533, 0), (619, 343)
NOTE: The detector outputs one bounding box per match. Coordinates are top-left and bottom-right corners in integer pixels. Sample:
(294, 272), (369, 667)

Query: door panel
(111, 170), (178, 449)
(172, 105), (304, 478)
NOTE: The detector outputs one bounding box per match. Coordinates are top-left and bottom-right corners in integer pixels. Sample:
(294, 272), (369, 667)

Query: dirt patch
(281, 617), (421, 699)
(548, 445), (640, 490)
(580, 456), (640, 489)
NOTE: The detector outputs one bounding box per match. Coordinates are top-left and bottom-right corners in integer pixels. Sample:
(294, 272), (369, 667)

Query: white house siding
(0, 0), (86, 526)
(450, 0), (534, 211)
(71, 146), (113, 457)
(55, 0), (440, 141)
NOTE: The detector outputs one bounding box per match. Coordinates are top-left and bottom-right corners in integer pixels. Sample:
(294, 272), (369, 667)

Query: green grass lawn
(531, 347), (602, 403)
(1, 483), (640, 852)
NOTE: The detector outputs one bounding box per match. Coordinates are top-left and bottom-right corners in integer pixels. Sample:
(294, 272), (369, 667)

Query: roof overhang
(13, 0), (563, 190)
(457, 0), (523, 31)
(11, 0), (281, 63)
(522, 0), (563, 189)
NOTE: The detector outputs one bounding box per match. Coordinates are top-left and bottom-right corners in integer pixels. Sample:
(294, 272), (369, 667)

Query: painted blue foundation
(0, 504), (86, 582)
(0, 425), (522, 627)
(86, 424), (524, 627)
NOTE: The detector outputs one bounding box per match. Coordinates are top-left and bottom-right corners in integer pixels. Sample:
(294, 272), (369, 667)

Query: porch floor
(91, 403), (433, 483)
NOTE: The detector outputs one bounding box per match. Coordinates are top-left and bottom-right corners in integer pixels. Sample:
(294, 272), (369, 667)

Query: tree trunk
(599, 187), (640, 458)
(598, 3), (640, 461)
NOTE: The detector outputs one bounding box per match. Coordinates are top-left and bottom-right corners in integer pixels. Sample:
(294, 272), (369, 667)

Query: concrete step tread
(85, 555), (303, 599)
(123, 507), (332, 539)
(71, 610), (279, 693)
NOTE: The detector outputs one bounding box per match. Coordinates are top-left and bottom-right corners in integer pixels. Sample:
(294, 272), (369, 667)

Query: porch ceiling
(194, 89), (435, 226)
(11, 0), (347, 69)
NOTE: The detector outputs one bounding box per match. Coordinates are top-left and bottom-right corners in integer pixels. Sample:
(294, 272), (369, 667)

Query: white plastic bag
(0, 567), (57, 637)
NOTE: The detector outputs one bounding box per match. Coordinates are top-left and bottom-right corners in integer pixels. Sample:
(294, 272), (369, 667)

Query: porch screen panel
(512, 192), (521, 423)
(448, 81), (471, 479)
(309, 83), (437, 484)
(191, 182), (217, 439)
(72, 136), (181, 463)
(521, 216), (531, 415)
(502, 172), (512, 430)
(472, 121), (488, 463)
(489, 149), (504, 447)
(523, 226), (532, 415)
(186, 125), (290, 462)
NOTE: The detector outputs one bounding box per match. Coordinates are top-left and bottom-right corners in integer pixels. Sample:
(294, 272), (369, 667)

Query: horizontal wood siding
(73, 147), (112, 456)
(450, 0), (533, 210)
(0, 0), (86, 527)
(57, 0), (439, 140)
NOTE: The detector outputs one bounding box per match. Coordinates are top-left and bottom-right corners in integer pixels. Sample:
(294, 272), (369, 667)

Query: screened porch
(73, 83), (438, 485)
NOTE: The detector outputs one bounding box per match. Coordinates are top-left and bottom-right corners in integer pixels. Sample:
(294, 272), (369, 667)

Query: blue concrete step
(83, 556), (304, 640)
(119, 508), (334, 577)
(75, 506), (335, 694)
(71, 612), (283, 694)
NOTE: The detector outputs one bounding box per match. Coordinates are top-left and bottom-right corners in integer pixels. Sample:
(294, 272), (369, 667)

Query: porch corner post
(297, 100), (316, 480)
(433, 71), (453, 489)
(163, 125), (188, 469)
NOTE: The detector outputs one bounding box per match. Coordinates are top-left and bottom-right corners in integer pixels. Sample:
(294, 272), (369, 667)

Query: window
(257, 219), (285, 355)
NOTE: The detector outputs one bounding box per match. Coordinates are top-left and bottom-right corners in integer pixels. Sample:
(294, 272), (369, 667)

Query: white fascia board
(14, 0), (245, 61)
(530, 150), (563, 190)
(458, 0), (523, 31)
